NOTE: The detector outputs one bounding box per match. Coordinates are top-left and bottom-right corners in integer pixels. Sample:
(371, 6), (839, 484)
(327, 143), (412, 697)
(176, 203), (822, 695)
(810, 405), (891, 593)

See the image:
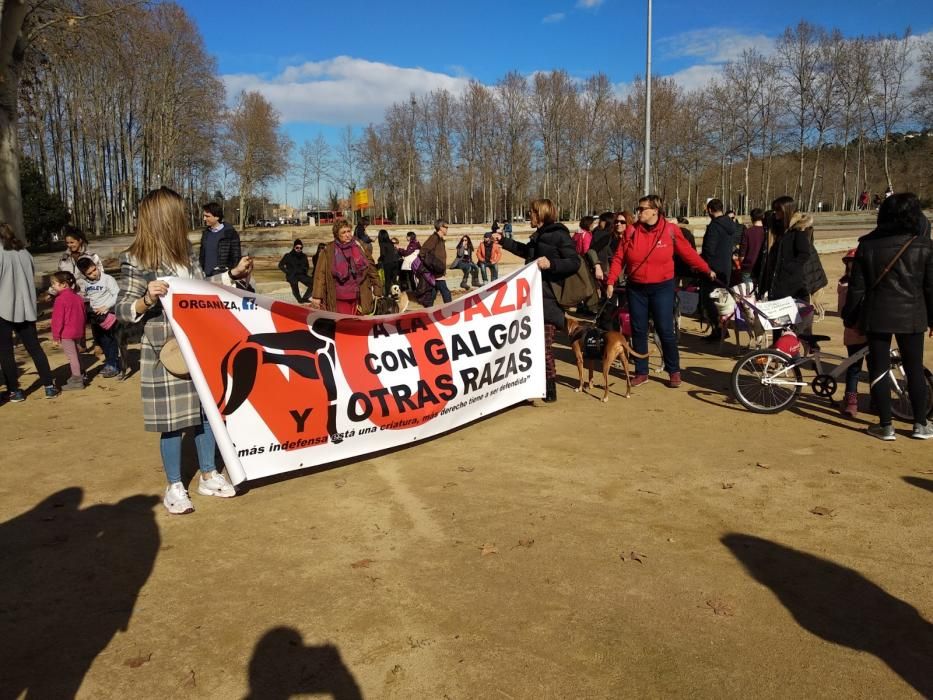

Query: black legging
(0, 318), (54, 391)
(382, 261), (399, 297)
(867, 331), (928, 426)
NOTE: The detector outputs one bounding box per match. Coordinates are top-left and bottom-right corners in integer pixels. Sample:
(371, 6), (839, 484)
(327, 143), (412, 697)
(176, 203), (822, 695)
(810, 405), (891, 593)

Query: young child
(76, 256), (121, 377)
(50, 271), (87, 391)
(838, 248), (867, 417)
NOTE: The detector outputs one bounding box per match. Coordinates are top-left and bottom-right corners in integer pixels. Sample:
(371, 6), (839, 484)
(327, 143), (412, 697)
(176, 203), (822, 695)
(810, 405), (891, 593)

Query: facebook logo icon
(241, 297), (257, 311)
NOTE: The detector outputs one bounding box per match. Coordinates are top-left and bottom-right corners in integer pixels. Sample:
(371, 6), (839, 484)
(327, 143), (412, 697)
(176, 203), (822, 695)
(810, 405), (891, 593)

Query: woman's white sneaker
(164, 483), (195, 514)
(198, 470), (237, 498)
(911, 422), (933, 439)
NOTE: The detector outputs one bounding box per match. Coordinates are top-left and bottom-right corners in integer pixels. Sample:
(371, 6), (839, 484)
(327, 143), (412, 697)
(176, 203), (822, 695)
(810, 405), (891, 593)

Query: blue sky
(182, 0), (932, 202)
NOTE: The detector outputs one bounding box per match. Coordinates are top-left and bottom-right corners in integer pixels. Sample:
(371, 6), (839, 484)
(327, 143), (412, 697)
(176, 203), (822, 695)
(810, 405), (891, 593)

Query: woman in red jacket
(606, 195), (716, 388)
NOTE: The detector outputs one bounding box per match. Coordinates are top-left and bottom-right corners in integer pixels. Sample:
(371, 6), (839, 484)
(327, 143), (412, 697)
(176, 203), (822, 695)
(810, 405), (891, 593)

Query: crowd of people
(1, 187), (930, 515)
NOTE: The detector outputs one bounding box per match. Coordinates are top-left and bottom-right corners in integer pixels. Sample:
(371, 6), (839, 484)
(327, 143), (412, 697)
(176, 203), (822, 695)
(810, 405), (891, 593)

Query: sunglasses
(635, 206), (657, 213)
(294, 246), (303, 250)
(615, 220), (626, 224)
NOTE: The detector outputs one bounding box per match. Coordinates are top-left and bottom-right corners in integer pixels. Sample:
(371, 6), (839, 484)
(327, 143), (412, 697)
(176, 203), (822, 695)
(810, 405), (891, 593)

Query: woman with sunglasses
(606, 195), (715, 388)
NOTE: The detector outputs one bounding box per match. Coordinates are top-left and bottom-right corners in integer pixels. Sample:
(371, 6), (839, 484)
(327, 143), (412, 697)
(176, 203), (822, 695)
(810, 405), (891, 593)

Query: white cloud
(577, 0), (604, 7)
(542, 12), (565, 23)
(223, 56), (472, 125)
(659, 27), (776, 64)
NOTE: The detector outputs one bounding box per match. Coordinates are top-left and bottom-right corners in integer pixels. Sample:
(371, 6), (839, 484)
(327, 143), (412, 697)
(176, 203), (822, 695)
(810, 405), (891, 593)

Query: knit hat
(293, 239), (303, 247)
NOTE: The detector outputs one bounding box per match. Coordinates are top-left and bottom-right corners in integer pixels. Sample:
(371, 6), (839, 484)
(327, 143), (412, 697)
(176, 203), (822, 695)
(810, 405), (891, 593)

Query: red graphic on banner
(333, 312), (453, 429)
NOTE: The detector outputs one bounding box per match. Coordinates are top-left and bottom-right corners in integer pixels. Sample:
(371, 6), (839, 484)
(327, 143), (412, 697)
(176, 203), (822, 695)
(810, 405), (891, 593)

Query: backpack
(802, 232), (827, 295)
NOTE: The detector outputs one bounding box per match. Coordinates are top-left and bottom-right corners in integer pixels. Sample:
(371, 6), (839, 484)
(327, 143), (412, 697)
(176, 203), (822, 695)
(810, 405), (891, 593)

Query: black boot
(544, 378), (557, 403)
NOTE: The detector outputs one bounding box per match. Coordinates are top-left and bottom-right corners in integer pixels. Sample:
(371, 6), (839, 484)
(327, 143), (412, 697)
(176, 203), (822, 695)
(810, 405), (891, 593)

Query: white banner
(753, 296), (802, 331)
(162, 264), (546, 484)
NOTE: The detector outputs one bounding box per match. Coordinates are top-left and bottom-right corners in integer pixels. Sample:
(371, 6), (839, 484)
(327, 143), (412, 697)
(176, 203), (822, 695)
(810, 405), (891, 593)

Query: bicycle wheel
(731, 349), (804, 414)
(889, 366), (933, 422)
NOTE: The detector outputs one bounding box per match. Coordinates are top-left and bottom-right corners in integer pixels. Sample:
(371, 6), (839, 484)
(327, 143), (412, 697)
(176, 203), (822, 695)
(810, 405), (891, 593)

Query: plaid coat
(115, 251), (204, 433)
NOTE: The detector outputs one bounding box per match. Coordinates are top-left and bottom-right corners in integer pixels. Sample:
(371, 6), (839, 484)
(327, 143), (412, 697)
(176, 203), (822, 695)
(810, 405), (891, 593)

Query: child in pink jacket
(50, 271), (86, 391)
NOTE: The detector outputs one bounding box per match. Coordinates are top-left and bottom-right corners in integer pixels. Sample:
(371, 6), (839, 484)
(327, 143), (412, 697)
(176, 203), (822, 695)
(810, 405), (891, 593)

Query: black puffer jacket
(842, 219), (933, 334)
(199, 222), (241, 276)
(278, 249), (310, 281)
(701, 215), (740, 278)
(500, 221), (579, 327)
(760, 213), (813, 300)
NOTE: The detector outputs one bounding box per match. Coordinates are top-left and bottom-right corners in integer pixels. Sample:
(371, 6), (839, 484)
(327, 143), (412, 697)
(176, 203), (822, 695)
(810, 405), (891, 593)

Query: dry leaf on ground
(458, 466), (475, 473)
(706, 599), (735, 616)
(721, 482), (735, 490)
(480, 543), (498, 556)
(123, 653), (152, 668)
(516, 539), (535, 548)
(351, 558), (374, 568)
(755, 462), (770, 469)
(620, 550), (647, 563)
(809, 506), (834, 516)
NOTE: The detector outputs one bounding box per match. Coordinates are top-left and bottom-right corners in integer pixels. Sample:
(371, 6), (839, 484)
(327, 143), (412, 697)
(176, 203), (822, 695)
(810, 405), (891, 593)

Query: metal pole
(643, 0), (652, 196)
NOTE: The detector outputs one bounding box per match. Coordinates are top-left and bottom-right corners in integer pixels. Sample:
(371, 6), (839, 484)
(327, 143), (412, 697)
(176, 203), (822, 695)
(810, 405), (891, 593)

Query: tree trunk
(0, 0), (29, 242)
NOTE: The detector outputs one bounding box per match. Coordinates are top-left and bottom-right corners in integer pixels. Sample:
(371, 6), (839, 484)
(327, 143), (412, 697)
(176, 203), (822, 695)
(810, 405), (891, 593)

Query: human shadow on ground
(722, 533), (933, 697)
(0, 488), (160, 698)
(244, 626), (363, 700)
(902, 476), (933, 493)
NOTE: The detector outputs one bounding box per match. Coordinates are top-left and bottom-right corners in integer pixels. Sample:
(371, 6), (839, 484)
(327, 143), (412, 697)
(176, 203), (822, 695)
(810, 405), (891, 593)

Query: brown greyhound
(565, 316), (650, 402)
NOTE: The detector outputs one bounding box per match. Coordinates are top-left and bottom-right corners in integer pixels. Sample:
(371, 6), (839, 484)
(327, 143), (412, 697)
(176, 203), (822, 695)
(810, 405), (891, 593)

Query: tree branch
(27, 0), (148, 43)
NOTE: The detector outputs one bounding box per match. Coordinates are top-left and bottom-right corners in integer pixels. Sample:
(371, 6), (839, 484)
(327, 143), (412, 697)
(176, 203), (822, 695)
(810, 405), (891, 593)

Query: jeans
(867, 332), (928, 426)
(844, 342), (868, 394)
(454, 261), (480, 288)
(97, 327), (120, 369)
(159, 417), (216, 484)
(0, 318), (54, 390)
(628, 279), (678, 376)
(428, 279), (452, 306)
(477, 261), (499, 282)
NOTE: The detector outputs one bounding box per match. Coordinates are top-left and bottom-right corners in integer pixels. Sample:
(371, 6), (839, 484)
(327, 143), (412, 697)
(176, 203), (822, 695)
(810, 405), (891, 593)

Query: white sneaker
(197, 470), (237, 498)
(164, 482), (194, 515)
(911, 422), (933, 439)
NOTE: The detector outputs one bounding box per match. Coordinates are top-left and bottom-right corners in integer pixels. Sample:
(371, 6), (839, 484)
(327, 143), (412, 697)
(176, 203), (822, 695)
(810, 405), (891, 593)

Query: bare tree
(866, 31), (914, 191)
(223, 90), (288, 226)
(777, 21), (823, 203)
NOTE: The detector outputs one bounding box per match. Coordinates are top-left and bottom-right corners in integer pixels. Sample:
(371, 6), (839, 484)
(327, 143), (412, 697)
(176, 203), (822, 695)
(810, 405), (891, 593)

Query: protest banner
(752, 296), (802, 331)
(161, 264), (546, 484)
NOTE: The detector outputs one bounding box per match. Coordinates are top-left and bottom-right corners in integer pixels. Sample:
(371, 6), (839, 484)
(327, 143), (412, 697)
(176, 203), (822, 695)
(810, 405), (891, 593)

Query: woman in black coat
(842, 192), (933, 440)
(377, 229), (400, 296)
(759, 195), (813, 301)
(494, 198), (579, 403)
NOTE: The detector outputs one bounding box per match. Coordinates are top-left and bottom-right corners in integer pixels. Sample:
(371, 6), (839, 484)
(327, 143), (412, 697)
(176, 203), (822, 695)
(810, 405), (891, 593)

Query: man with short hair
(200, 202), (242, 277)
(420, 220), (452, 306)
(278, 239), (314, 303)
(701, 198), (741, 340)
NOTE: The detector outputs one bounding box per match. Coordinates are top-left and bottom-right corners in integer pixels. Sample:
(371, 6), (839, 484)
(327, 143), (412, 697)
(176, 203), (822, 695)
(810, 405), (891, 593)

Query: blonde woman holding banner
(116, 186), (252, 515)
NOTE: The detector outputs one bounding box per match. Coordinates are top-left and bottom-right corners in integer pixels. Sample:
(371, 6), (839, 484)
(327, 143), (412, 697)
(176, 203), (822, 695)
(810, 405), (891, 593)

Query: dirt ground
(1, 252), (932, 699)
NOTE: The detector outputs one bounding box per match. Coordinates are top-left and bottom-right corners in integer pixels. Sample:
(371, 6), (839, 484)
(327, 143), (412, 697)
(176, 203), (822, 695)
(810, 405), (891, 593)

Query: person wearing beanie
(278, 239), (314, 303)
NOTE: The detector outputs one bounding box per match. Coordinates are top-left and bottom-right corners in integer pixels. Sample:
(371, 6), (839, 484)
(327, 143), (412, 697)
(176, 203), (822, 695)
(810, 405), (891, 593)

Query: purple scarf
(333, 240), (366, 300)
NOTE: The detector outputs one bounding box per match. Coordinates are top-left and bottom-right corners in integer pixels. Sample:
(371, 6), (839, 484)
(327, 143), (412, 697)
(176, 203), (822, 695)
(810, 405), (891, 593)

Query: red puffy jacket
(607, 216), (710, 286)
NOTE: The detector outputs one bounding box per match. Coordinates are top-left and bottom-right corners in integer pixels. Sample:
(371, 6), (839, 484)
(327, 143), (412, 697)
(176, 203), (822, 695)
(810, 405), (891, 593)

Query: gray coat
(0, 248), (38, 323)
(115, 250), (204, 433)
